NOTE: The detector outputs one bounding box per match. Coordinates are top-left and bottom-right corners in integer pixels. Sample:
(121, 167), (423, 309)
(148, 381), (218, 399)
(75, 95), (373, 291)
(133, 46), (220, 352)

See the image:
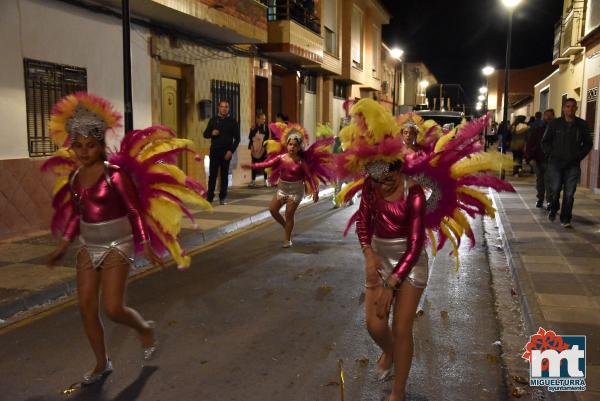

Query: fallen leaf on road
(512, 375), (529, 384)
(512, 386), (526, 398)
(440, 310), (449, 319)
(316, 285), (334, 300)
(356, 357), (369, 367)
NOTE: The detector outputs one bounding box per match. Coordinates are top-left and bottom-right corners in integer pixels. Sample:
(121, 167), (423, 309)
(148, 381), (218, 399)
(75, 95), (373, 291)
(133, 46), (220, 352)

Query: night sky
(381, 0), (564, 106)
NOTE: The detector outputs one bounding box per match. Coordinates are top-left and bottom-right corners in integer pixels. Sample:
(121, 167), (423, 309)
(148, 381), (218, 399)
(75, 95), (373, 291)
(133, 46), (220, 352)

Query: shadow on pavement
(22, 365), (159, 401)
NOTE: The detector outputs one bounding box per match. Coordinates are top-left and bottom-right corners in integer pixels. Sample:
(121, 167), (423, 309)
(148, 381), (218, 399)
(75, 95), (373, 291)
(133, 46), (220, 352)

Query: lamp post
(500, 0), (522, 156)
(122, 0), (133, 132)
(390, 47), (404, 116)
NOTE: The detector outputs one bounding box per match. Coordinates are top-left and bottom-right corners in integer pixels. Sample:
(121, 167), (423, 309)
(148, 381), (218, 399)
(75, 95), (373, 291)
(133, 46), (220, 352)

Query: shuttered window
(24, 59), (87, 157)
(211, 80), (241, 123)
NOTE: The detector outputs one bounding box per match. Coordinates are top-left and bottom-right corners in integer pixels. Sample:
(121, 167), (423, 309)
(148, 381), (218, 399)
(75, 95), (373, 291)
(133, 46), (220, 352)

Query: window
(333, 81), (347, 99)
(371, 25), (380, 77)
(211, 79), (240, 123)
(351, 6), (363, 69)
(323, 0), (337, 56)
(305, 75), (317, 94)
(24, 59), (87, 157)
(539, 88), (549, 112)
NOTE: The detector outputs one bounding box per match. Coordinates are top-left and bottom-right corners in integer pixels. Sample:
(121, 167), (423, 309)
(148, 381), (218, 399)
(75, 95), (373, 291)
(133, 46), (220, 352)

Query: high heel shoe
(375, 354), (393, 381)
(143, 321), (158, 361)
(282, 240), (293, 248)
(82, 358), (113, 385)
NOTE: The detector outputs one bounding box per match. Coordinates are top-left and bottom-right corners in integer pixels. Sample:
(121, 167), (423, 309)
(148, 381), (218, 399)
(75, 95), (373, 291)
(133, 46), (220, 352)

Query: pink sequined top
(63, 164), (148, 244)
(252, 154), (317, 192)
(355, 178), (426, 280)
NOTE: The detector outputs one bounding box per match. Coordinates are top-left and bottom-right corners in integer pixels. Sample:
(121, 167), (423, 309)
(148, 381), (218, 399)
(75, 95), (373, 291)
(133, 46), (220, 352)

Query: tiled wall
(0, 158), (54, 240)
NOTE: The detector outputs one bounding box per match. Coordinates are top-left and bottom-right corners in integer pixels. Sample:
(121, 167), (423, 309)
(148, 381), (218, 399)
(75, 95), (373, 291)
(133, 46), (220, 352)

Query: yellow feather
(52, 176), (69, 196)
(149, 163), (187, 184)
(145, 218), (190, 268)
(440, 222), (460, 271)
(457, 187), (496, 217)
(427, 228), (437, 257)
(148, 198), (182, 236)
(350, 99), (399, 144)
(265, 140), (283, 155)
(152, 183), (212, 209)
(451, 152), (513, 178)
(129, 129), (175, 157)
(336, 178), (364, 205)
(452, 210), (473, 240)
(434, 130), (456, 153)
(138, 138), (193, 161)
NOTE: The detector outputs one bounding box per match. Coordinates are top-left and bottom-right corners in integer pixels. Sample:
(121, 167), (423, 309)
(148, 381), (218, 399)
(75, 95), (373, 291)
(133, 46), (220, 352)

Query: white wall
(303, 92), (317, 142)
(0, 0), (152, 159)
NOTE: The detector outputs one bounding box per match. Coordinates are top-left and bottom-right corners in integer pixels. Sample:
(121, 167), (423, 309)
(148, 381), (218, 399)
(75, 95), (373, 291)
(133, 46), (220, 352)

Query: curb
(488, 188), (577, 401)
(0, 188), (334, 327)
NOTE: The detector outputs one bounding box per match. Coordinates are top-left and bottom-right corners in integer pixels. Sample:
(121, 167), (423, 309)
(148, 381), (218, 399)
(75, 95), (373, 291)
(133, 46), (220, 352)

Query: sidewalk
(0, 185), (331, 324)
(491, 174), (600, 401)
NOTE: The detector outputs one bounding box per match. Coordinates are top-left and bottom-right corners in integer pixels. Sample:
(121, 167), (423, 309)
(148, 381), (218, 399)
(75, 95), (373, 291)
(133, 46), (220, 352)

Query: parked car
(415, 110), (465, 130)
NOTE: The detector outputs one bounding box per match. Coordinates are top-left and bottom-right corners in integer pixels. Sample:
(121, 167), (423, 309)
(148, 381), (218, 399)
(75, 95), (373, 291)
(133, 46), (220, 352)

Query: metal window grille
(211, 80), (240, 123)
(24, 59), (87, 157)
(305, 75), (317, 94)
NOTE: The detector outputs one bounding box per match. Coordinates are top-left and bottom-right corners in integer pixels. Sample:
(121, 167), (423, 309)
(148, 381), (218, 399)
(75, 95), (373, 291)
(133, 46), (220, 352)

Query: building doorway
(255, 76), (269, 120)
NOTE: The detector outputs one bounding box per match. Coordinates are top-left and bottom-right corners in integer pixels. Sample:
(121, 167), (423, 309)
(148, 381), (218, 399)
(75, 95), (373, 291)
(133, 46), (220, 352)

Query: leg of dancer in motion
(390, 281), (424, 401)
(76, 251), (107, 377)
(284, 199), (300, 244)
(269, 195), (286, 229)
(100, 251), (155, 351)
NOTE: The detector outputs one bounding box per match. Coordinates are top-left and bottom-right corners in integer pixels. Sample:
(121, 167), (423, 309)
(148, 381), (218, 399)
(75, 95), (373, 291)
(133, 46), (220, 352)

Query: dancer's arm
(111, 167), (149, 246)
(355, 180), (374, 249)
(389, 185), (426, 284)
(48, 181), (80, 268)
(300, 161), (318, 200)
(251, 155), (281, 170)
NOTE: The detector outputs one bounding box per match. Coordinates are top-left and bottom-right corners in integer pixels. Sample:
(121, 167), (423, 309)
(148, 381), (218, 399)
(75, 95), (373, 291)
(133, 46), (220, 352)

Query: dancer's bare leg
(100, 251), (154, 348)
(76, 250), (107, 374)
(389, 281), (424, 401)
(284, 200), (300, 242)
(269, 195), (286, 228)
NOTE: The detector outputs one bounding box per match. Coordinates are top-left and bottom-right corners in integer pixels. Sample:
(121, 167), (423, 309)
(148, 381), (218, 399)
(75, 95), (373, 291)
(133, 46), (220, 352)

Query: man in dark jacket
(541, 99), (593, 227)
(525, 109), (555, 208)
(203, 100), (240, 204)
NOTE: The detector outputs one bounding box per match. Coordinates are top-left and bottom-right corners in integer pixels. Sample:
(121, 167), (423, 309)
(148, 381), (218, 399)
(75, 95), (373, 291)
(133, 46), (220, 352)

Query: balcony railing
(553, 2), (585, 61)
(266, 0), (321, 35)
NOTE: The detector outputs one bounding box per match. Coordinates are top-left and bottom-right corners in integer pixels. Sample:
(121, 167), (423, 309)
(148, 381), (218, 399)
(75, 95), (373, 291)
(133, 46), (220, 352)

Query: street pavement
(492, 176), (600, 401)
(0, 186), (280, 322)
(0, 199), (508, 401)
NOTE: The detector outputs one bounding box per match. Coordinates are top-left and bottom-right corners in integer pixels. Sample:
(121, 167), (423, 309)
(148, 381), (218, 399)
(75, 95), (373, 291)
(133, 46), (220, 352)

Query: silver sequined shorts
(276, 179), (305, 204)
(370, 236), (429, 289)
(77, 216), (135, 269)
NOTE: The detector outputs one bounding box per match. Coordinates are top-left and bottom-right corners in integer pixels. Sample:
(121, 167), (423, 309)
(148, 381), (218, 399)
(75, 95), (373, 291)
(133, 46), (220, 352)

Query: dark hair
(564, 98), (577, 106)
(544, 108), (555, 115)
(535, 111), (542, 119)
(389, 159), (403, 172)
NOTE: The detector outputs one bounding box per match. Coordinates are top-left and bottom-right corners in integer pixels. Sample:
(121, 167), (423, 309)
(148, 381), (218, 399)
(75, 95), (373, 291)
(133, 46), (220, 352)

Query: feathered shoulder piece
(402, 114), (515, 264)
(109, 125), (211, 269)
(262, 122), (336, 189)
(42, 93), (211, 269)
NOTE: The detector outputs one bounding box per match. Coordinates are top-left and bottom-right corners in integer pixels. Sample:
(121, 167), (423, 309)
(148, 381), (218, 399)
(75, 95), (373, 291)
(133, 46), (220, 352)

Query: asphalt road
(0, 200), (508, 401)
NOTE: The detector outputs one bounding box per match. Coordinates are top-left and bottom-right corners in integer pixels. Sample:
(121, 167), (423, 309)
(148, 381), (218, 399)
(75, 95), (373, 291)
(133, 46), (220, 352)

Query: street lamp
(478, 95), (485, 101)
(482, 66), (495, 76)
(499, 0), (522, 178)
(390, 47), (404, 116)
(479, 87), (488, 94)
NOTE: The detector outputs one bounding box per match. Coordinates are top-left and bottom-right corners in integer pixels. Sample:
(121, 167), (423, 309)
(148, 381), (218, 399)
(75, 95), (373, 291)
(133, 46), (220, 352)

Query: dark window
(211, 80), (241, 123)
(305, 75), (317, 94)
(24, 59), (87, 157)
(325, 27), (336, 55)
(333, 81), (346, 99)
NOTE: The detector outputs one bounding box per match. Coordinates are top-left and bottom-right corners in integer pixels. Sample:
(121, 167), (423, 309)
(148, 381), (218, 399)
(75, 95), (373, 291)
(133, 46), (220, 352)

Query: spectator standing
(525, 109), (555, 208)
(542, 99), (593, 227)
(510, 115), (529, 176)
(248, 112), (270, 187)
(203, 100), (241, 205)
